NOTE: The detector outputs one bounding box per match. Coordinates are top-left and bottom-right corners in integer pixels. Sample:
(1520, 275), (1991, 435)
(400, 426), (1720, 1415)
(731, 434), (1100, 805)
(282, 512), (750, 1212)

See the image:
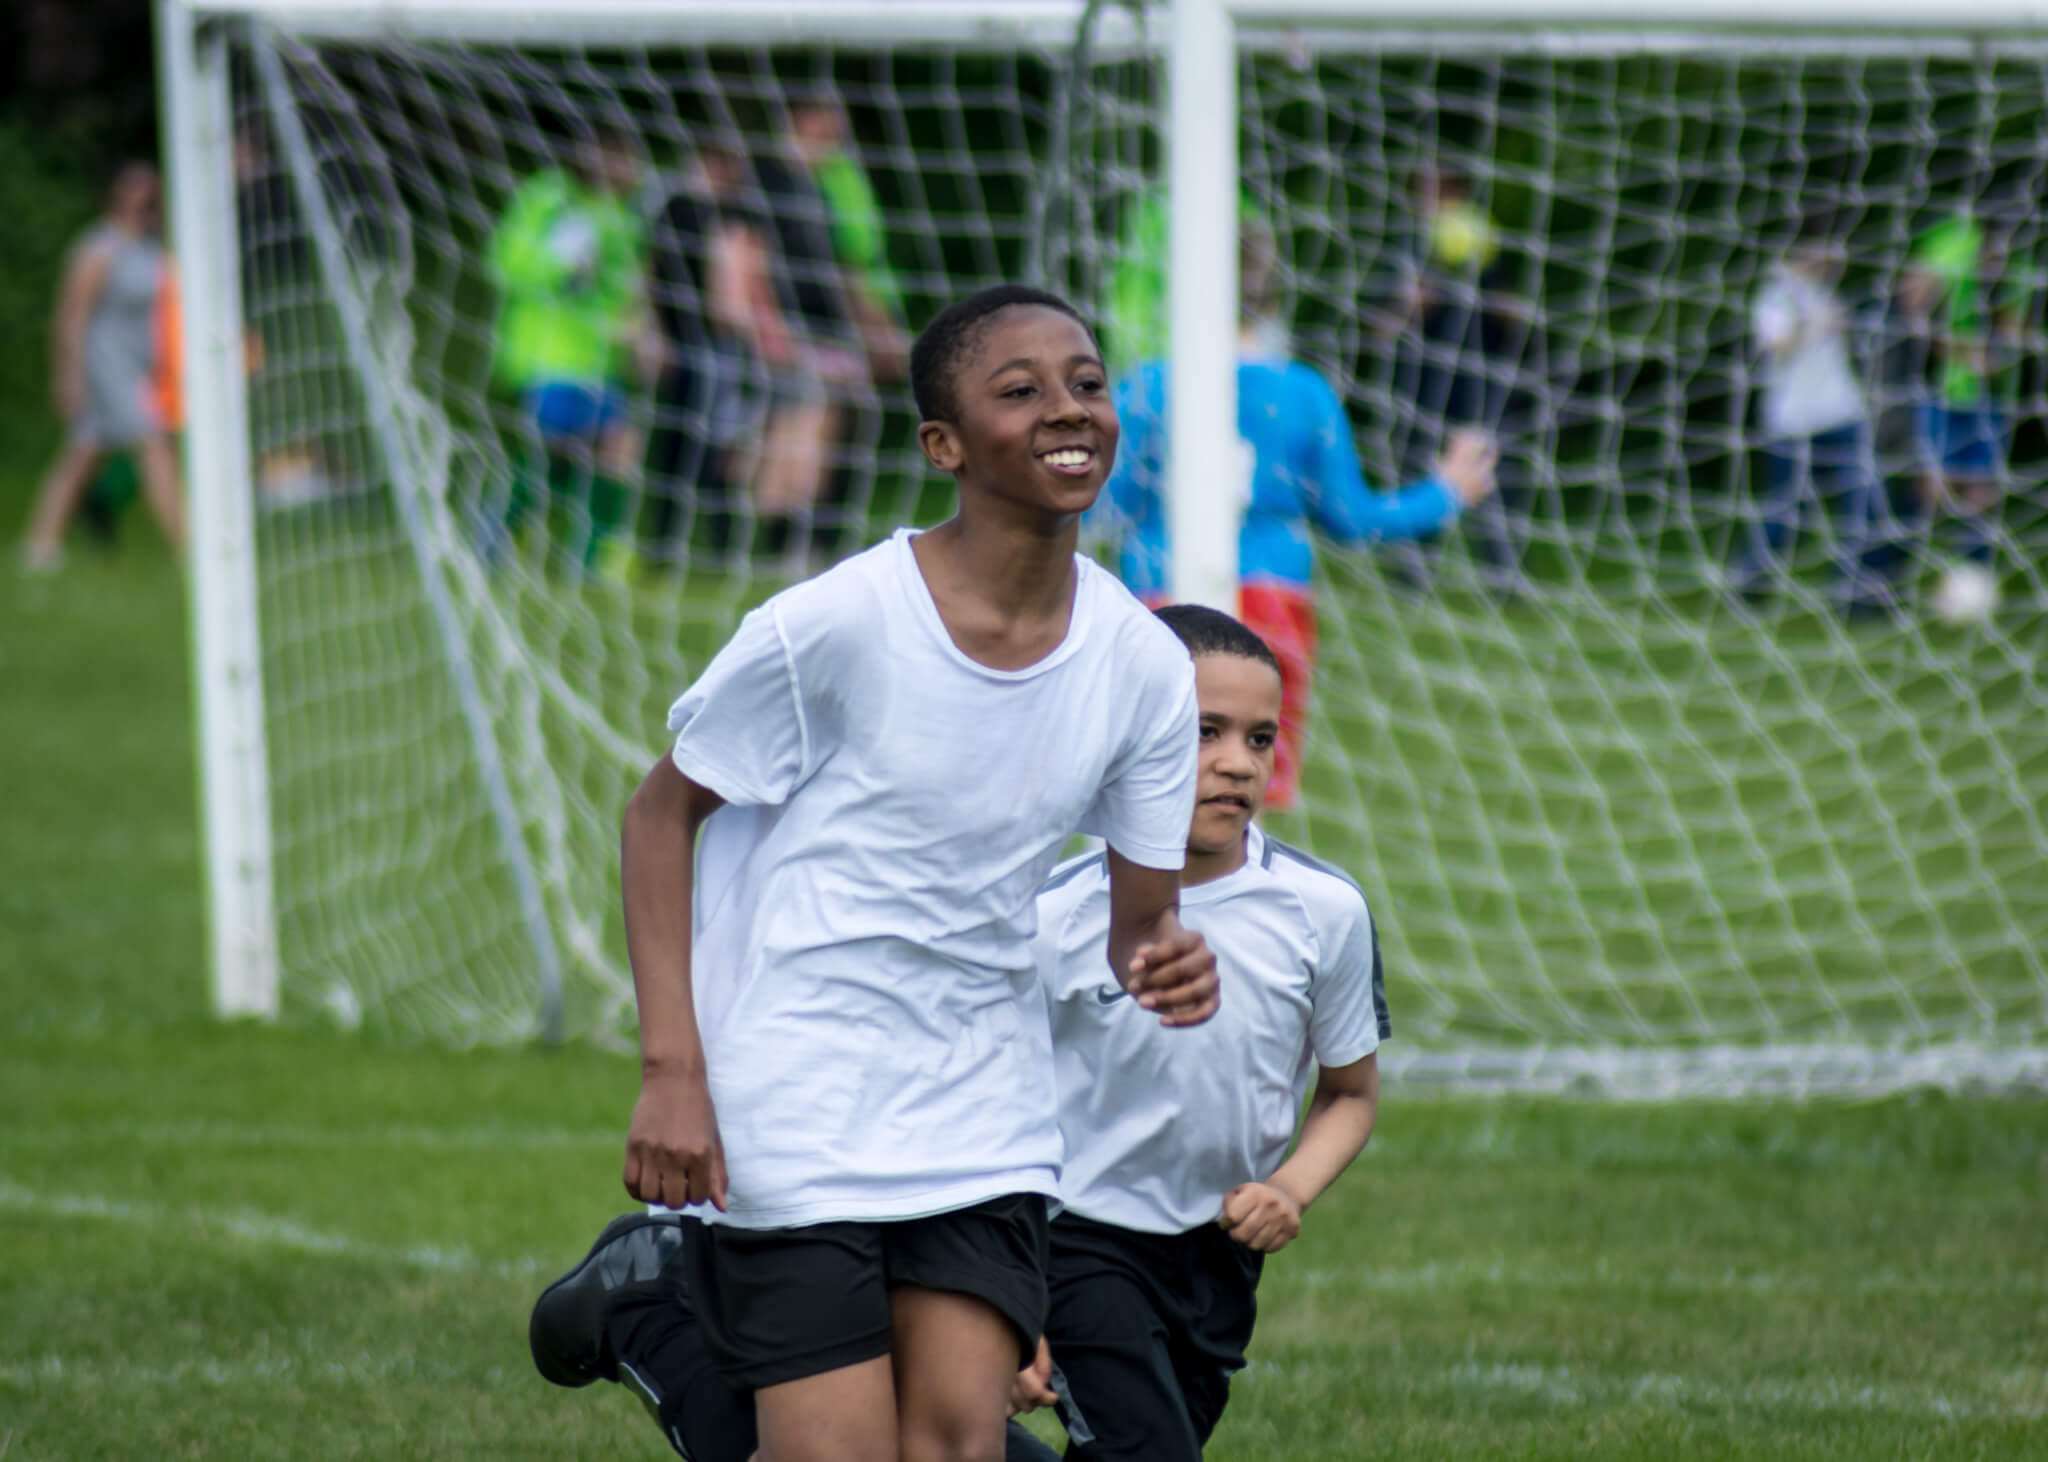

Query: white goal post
(160, 0), (2048, 1093)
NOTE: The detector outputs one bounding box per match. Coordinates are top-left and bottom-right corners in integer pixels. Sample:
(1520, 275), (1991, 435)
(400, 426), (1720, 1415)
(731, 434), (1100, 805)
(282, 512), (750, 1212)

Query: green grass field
(4, 486), (2046, 1459)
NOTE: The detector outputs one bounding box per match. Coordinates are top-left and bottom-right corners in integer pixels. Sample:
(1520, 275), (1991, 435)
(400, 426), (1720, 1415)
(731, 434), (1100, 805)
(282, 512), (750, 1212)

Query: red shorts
(1144, 583), (1317, 812)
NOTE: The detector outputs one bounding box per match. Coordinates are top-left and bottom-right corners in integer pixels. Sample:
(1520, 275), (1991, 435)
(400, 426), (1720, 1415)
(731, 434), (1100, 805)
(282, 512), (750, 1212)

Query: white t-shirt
(1753, 264), (1866, 439)
(1035, 824), (1388, 1235)
(668, 529), (1199, 1228)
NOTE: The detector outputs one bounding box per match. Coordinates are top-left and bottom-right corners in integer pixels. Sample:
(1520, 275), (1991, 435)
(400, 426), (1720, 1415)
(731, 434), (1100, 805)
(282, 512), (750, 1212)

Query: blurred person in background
(486, 122), (653, 577)
(791, 89), (909, 389)
(1731, 211), (1889, 611)
(1909, 210), (2025, 571)
(1387, 166), (1529, 592)
(1397, 167), (1504, 437)
(20, 160), (184, 570)
(748, 87), (906, 570)
(1090, 221), (1498, 812)
(644, 139), (787, 566)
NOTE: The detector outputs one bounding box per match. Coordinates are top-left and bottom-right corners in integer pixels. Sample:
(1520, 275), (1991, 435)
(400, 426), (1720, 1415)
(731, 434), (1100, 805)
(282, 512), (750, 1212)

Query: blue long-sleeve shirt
(1094, 356), (1459, 598)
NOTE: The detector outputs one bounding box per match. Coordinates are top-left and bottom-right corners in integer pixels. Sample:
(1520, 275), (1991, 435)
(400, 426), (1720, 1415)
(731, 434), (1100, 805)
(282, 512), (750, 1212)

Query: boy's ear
(918, 419), (964, 474)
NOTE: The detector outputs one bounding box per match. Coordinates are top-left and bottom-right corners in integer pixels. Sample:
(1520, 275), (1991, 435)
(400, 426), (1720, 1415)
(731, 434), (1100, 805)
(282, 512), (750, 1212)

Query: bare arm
(1219, 1052), (1379, 1252)
(52, 243), (111, 419)
(620, 754), (730, 1209)
(1105, 848), (1218, 1027)
(846, 278), (908, 382)
(710, 222), (793, 367)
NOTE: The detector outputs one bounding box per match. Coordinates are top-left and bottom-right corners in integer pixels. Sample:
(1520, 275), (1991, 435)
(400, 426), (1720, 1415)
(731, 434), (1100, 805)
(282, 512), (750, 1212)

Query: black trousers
(602, 1239), (1067, 1462)
(1044, 1213), (1264, 1462)
(602, 1213), (1259, 1461)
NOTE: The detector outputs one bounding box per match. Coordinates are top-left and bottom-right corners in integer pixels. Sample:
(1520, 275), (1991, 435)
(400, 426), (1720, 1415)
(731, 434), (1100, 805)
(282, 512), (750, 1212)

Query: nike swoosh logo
(1094, 986), (1129, 1006)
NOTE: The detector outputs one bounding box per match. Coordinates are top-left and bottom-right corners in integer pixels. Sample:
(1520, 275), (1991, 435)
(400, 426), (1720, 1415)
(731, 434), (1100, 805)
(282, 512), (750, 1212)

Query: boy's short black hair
(1154, 604), (1284, 680)
(911, 284), (1093, 424)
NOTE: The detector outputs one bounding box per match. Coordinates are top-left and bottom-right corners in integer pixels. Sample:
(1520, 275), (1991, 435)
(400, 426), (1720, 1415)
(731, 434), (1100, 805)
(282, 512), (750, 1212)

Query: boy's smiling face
(918, 304), (1118, 519)
(1188, 652), (1283, 859)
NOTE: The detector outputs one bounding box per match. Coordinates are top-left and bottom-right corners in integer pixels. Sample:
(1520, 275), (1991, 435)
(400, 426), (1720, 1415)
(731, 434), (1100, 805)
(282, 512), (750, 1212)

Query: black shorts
(1043, 1212), (1264, 1462)
(677, 1193), (1050, 1391)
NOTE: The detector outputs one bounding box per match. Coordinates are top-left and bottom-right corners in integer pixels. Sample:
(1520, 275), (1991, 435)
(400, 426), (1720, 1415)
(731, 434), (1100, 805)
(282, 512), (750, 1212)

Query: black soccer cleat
(529, 1211), (685, 1388)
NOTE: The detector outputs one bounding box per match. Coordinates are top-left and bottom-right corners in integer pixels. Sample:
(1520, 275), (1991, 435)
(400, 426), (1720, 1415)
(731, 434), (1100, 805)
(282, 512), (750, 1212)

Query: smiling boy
(614, 284), (1218, 1462)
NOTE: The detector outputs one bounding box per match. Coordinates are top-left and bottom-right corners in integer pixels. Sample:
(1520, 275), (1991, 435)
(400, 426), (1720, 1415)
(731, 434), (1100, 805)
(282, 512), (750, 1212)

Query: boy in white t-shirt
(612, 283), (1219, 1462)
(531, 605), (1383, 1462)
(1733, 215), (1888, 610)
(1005, 603), (1384, 1460)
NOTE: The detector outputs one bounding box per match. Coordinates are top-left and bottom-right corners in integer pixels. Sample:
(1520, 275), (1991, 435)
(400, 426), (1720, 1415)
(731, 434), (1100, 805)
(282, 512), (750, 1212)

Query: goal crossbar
(186, 0), (2048, 40)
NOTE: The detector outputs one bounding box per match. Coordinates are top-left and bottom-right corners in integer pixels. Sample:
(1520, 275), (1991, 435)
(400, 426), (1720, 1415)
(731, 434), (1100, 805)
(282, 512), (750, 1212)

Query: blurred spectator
(793, 91), (909, 385)
(1389, 167), (1529, 590)
(1909, 212), (2020, 568)
(748, 88), (904, 567)
(1732, 213), (1887, 609)
(1091, 223), (1497, 810)
(20, 161), (184, 570)
(1398, 167), (1505, 436)
(644, 140), (786, 565)
(486, 124), (651, 575)
(1851, 253), (1942, 593)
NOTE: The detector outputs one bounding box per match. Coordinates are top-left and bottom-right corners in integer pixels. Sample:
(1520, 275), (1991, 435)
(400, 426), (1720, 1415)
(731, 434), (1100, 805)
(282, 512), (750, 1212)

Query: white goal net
(204, 3), (2047, 1091)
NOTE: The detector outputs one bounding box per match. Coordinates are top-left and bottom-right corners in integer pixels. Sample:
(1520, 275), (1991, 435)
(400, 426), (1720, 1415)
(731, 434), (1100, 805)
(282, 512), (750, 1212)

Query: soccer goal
(163, 0), (2048, 1092)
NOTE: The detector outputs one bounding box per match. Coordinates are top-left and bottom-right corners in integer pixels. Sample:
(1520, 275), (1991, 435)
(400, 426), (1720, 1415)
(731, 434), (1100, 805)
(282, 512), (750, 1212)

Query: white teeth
(1042, 449), (1091, 468)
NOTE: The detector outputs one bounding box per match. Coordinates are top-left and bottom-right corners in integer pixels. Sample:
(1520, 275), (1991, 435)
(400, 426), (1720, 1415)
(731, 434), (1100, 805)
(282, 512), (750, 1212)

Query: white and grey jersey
(1034, 824), (1388, 1235)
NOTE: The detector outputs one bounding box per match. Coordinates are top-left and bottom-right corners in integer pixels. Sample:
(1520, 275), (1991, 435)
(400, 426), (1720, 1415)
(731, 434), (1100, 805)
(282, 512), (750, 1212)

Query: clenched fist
(623, 1068), (729, 1211)
(1218, 1181), (1302, 1253)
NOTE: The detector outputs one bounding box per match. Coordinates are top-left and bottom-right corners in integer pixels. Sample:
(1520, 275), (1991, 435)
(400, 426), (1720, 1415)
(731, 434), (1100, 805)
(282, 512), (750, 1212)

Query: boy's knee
(898, 1431), (1007, 1462)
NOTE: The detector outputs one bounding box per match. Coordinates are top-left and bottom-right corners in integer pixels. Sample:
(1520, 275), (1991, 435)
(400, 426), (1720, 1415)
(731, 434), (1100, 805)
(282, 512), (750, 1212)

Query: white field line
(0, 1119), (617, 1153)
(1283, 1257), (2048, 1299)
(1337, 1359), (2048, 1423)
(6, 1176), (2037, 1304)
(0, 1182), (551, 1278)
(0, 1352), (494, 1389)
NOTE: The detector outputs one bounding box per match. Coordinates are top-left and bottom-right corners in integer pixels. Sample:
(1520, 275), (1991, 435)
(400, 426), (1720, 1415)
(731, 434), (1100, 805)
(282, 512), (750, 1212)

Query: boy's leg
(754, 1357), (896, 1462)
(891, 1289), (1022, 1462)
(1735, 438), (1805, 589)
(590, 393), (644, 577)
(886, 1194), (1053, 1462)
(1040, 1219), (1202, 1462)
(643, 361), (697, 565)
(606, 1277), (762, 1461)
(1947, 406), (2007, 567)
(1817, 423), (1884, 607)
(1164, 1228), (1263, 1450)
(681, 1218), (898, 1462)
(530, 1211), (761, 1461)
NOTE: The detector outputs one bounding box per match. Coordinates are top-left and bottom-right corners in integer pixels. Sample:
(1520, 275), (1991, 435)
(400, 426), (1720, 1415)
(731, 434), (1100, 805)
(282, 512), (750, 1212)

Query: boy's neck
(1182, 831), (1250, 888)
(910, 506), (1082, 671)
(921, 503), (1080, 617)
